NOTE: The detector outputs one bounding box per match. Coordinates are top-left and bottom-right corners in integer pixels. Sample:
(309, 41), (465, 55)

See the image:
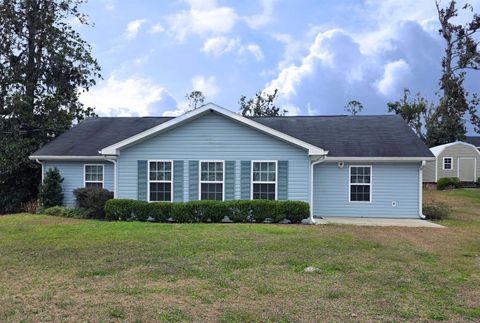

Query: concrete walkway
(317, 217), (445, 228)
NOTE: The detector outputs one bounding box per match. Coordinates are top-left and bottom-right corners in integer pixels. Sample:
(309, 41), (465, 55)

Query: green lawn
(1, 190), (480, 322)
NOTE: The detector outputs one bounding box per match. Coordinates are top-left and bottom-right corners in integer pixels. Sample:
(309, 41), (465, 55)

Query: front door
(458, 158), (475, 181)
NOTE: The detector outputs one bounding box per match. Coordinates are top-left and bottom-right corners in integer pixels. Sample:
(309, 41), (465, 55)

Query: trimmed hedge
(437, 177), (461, 190)
(104, 199), (310, 223)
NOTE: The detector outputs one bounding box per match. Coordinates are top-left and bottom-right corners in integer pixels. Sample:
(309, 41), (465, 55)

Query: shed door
(458, 158), (475, 181)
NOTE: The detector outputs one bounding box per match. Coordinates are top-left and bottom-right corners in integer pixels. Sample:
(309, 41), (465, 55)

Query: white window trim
(348, 165), (372, 203)
(251, 160), (278, 200)
(147, 160), (174, 202)
(84, 164), (104, 188)
(443, 157), (453, 170)
(199, 160), (225, 201)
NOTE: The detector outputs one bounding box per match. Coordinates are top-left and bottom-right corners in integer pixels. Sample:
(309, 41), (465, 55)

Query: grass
(0, 189), (479, 321)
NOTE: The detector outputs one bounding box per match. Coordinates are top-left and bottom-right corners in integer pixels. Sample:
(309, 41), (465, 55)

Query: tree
(185, 90), (205, 111)
(431, 0), (480, 146)
(344, 100), (364, 116)
(38, 168), (64, 208)
(0, 0), (101, 213)
(239, 89), (287, 116)
(387, 89), (435, 142)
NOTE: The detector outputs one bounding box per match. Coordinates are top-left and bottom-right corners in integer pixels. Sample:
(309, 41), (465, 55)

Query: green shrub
(43, 206), (92, 218)
(73, 187), (114, 218)
(437, 177), (460, 190)
(38, 168), (64, 208)
(226, 200), (253, 222)
(280, 200), (310, 223)
(423, 203), (450, 220)
(105, 199), (310, 224)
(44, 206), (71, 217)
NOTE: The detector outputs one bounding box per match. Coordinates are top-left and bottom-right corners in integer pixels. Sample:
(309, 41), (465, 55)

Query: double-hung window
(349, 166), (371, 202)
(84, 165), (104, 188)
(200, 161), (224, 200)
(252, 161), (277, 200)
(443, 157), (452, 170)
(149, 161), (172, 202)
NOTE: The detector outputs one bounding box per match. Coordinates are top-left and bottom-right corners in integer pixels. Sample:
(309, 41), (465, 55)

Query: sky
(76, 0), (480, 133)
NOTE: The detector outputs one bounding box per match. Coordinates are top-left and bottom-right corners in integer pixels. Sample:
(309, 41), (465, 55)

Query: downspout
(419, 160), (426, 219)
(103, 156), (118, 198)
(35, 159), (44, 183)
(310, 155), (327, 223)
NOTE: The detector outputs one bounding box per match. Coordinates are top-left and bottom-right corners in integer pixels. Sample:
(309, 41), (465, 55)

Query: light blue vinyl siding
(43, 161), (114, 207)
(117, 111), (310, 202)
(313, 162), (420, 218)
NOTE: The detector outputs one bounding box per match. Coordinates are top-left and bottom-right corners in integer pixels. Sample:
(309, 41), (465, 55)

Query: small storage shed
(423, 141), (480, 183)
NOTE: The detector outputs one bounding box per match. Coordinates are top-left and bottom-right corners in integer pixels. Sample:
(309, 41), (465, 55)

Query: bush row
(104, 199), (310, 223)
(73, 187), (114, 218)
(43, 206), (93, 219)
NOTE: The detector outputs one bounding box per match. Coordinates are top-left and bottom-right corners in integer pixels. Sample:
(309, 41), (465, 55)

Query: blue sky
(76, 0), (480, 133)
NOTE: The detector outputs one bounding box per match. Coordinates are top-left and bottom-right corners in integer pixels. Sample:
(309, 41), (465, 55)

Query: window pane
(252, 183), (276, 200)
(149, 162), (172, 182)
(150, 182), (172, 202)
(350, 185), (370, 202)
(200, 162), (223, 183)
(201, 183), (223, 200)
(351, 167), (370, 184)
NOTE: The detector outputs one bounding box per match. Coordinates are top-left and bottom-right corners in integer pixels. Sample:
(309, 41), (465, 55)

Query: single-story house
(423, 141), (480, 183)
(466, 136), (480, 150)
(30, 103), (434, 219)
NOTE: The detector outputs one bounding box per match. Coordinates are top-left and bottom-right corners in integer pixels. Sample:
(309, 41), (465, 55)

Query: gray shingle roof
(31, 114), (433, 158)
(466, 136), (480, 147)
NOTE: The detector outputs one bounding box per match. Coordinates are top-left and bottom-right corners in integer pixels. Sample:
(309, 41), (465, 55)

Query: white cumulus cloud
(80, 73), (178, 116)
(202, 36), (264, 61)
(191, 75), (219, 97)
(167, 0), (238, 41)
(125, 19), (147, 39)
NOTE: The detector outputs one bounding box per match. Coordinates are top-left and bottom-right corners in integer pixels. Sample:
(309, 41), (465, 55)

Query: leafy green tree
(239, 89), (287, 116)
(185, 90), (205, 111)
(387, 89), (436, 143)
(38, 168), (64, 208)
(0, 0), (100, 213)
(431, 0), (480, 146)
(344, 100), (364, 116)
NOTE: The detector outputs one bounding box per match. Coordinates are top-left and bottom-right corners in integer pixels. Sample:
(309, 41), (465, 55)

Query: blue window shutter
(278, 161), (289, 200)
(173, 160), (184, 202)
(225, 161), (235, 200)
(138, 160), (148, 201)
(189, 160), (199, 201)
(241, 161), (251, 200)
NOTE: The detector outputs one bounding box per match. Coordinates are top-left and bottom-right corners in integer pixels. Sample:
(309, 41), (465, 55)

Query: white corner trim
(99, 103), (328, 156)
(419, 161), (425, 219)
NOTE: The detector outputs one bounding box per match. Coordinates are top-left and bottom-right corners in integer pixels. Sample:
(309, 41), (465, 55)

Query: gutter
(309, 155), (327, 223)
(419, 160), (426, 219)
(35, 159), (44, 183)
(103, 155), (118, 198)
